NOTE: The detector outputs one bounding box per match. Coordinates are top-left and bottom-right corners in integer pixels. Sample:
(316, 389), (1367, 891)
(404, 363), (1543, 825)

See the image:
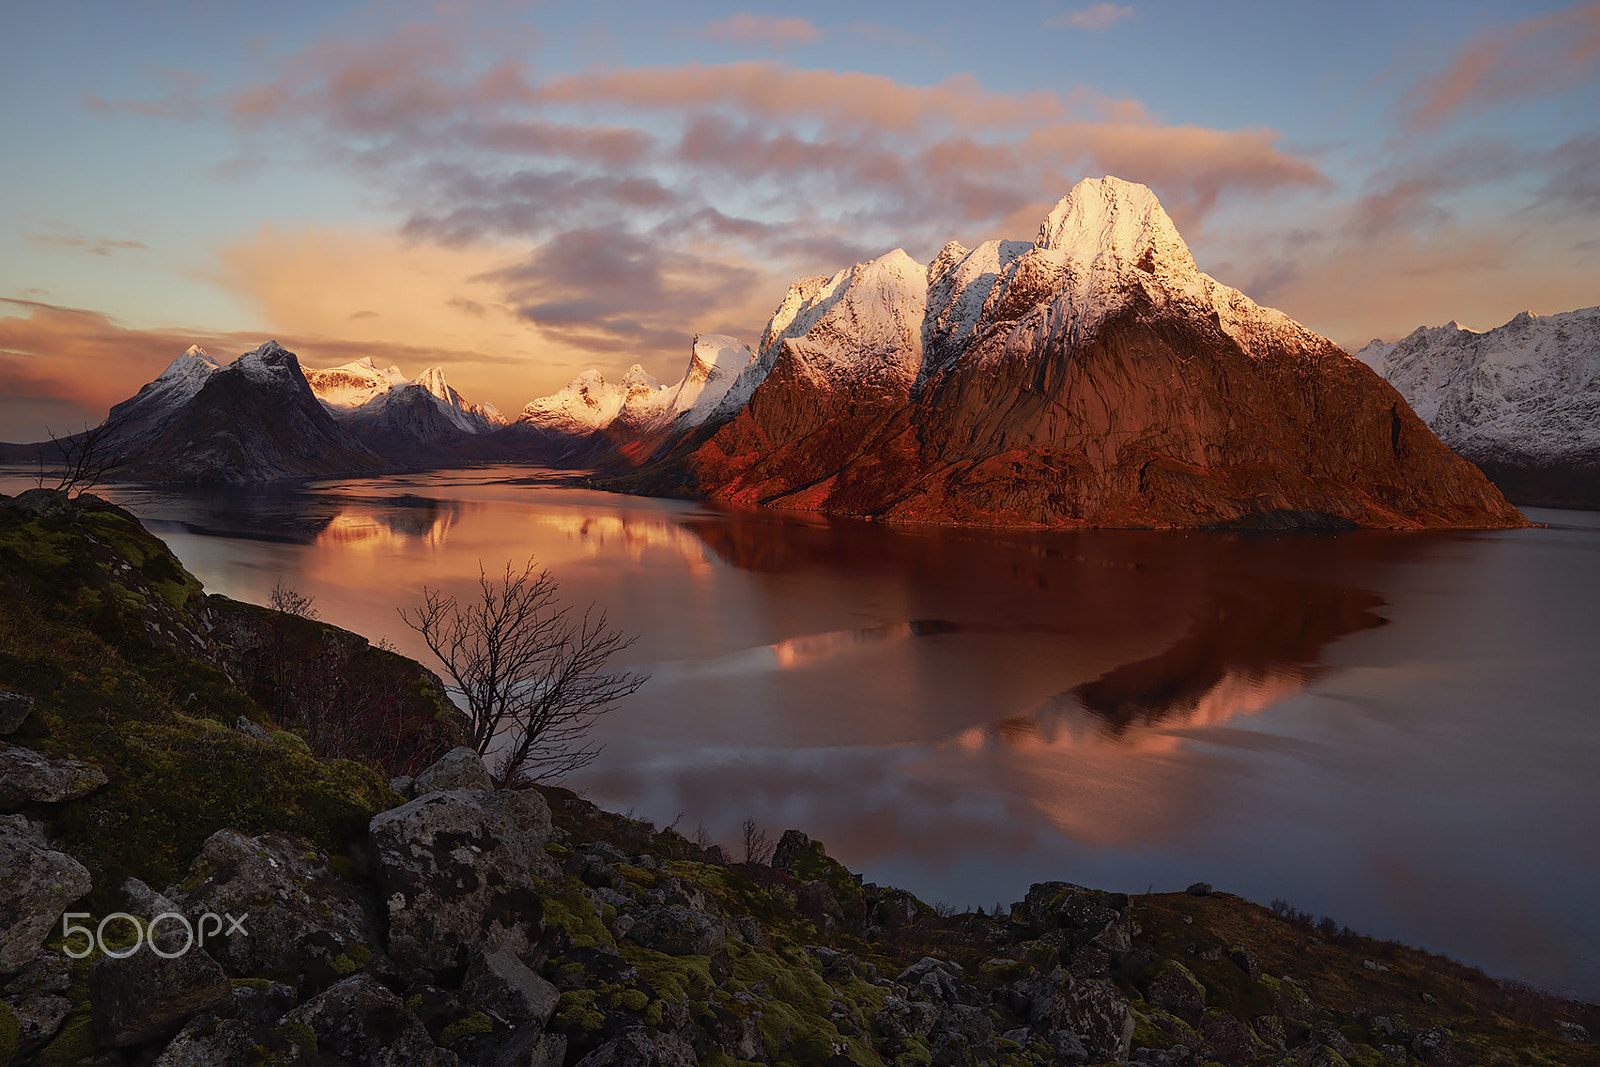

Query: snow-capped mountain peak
(1034, 175), (1196, 279)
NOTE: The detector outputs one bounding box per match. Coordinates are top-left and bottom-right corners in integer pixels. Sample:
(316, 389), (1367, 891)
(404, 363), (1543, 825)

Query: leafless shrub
(741, 818), (773, 865)
(399, 557), (646, 786)
(34, 417), (129, 497)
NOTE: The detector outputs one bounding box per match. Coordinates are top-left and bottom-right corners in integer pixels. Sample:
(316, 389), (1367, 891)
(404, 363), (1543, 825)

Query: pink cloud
(1404, 0), (1600, 132)
(702, 13), (821, 50)
(1046, 4), (1134, 32)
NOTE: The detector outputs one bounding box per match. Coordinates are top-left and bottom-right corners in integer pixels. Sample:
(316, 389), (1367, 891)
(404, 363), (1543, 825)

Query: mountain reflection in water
(6, 468), (1592, 999)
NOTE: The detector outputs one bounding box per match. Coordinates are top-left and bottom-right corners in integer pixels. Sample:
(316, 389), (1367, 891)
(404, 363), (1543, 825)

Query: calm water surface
(10, 468), (1597, 998)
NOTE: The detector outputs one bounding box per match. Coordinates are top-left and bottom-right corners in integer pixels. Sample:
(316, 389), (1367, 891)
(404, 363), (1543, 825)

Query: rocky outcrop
(162, 828), (379, 988)
(1356, 306), (1600, 508)
(282, 973), (453, 1066)
(0, 691), (33, 735)
(0, 744), (107, 809)
(616, 177), (1523, 530)
(369, 786), (556, 975)
(0, 815), (92, 976)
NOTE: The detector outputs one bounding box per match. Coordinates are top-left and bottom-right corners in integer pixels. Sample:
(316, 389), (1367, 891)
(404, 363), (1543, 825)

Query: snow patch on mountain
(306, 359), (506, 434)
(1356, 306), (1600, 466)
(716, 248), (927, 417)
(109, 345), (222, 430)
(519, 369), (632, 436)
(305, 357), (407, 409)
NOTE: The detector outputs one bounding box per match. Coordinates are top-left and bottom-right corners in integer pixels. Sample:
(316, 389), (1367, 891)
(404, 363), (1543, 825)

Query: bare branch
(34, 416), (131, 497)
(398, 557), (647, 786)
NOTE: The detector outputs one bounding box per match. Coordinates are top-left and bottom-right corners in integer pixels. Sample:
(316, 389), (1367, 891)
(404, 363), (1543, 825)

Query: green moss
(274, 1021), (318, 1052)
(620, 946), (713, 1004)
(543, 888), (615, 948)
(232, 977), (275, 991)
(439, 1011), (495, 1045)
(32, 1013), (95, 1067)
(556, 990), (606, 1032)
(0, 1001), (20, 1067)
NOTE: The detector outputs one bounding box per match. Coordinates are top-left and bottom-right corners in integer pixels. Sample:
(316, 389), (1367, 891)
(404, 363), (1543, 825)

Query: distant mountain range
(1356, 308), (1600, 509)
(7, 177), (1538, 528)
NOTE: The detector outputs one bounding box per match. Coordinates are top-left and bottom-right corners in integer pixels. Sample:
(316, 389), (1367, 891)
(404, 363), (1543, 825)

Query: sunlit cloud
(702, 13), (821, 50)
(1402, 0), (1600, 132)
(1046, 4), (1134, 32)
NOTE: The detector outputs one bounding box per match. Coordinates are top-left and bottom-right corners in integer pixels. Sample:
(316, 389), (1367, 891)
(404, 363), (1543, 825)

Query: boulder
(369, 788), (555, 975)
(0, 815), (92, 976)
(2, 949), (75, 1056)
(619, 905), (726, 958)
(88, 920), (234, 1047)
(282, 972), (450, 1066)
(1411, 1026), (1456, 1064)
(1010, 970), (1134, 1062)
(573, 1025), (698, 1067)
(164, 828), (378, 988)
(0, 744), (109, 809)
(0, 691), (32, 735)
(232, 979), (299, 1024)
(1146, 960), (1206, 1025)
(462, 945), (560, 1025)
(413, 747), (494, 794)
(153, 1014), (315, 1066)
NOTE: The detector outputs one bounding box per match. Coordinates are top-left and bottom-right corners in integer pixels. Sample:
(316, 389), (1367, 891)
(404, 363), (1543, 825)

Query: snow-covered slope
(715, 249), (926, 418)
(106, 345), (222, 436)
(1356, 307), (1600, 506)
(306, 359), (506, 436)
(304, 357), (407, 409)
(517, 337), (756, 445)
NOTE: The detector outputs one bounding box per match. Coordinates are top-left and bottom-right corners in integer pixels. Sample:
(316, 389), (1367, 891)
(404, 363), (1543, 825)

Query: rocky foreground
(1, 491), (1595, 1067)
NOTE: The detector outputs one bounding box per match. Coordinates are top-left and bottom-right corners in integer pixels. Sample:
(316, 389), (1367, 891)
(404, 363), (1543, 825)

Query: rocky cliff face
(626, 177), (1524, 529)
(1356, 307), (1600, 508)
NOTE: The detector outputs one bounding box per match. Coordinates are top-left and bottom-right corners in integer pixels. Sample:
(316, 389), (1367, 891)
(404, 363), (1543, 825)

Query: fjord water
(16, 467), (1597, 999)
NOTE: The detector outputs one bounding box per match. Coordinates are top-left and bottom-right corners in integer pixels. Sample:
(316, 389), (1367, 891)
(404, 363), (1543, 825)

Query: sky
(2, 0), (1597, 442)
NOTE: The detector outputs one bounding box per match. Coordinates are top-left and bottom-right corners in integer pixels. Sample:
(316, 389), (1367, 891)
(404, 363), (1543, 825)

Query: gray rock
(1010, 970), (1134, 1062)
(0, 814), (92, 976)
(0, 691), (33, 735)
(232, 979), (299, 1024)
(1147, 960), (1206, 1024)
(88, 918), (235, 1047)
(873, 887), (922, 931)
(1558, 1020), (1590, 1042)
(232, 716), (272, 743)
(0, 744), (109, 809)
(391, 775), (416, 798)
(3, 991), (72, 1058)
(153, 1015), (315, 1066)
(1411, 1026), (1455, 1064)
(573, 1025), (698, 1067)
(369, 788), (555, 975)
(620, 905), (726, 957)
(413, 746), (495, 794)
(463, 945), (560, 1025)
(1186, 882), (1213, 896)
(284, 972), (450, 1066)
(165, 828), (378, 989)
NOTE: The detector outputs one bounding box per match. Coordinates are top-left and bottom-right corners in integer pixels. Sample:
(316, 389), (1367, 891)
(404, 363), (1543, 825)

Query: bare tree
(741, 818), (773, 865)
(34, 417), (129, 497)
(398, 558), (646, 786)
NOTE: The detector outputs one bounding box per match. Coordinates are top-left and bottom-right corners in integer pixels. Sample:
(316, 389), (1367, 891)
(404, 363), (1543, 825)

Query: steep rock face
(1356, 307), (1600, 508)
(120, 342), (392, 483)
(670, 177), (1523, 529)
(687, 249), (928, 509)
(104, 345), (221, 441)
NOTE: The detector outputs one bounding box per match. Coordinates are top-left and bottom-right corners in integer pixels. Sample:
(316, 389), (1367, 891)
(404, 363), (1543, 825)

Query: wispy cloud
(25, 226), (148, 257)
(1403, 0), (1600, 132)
(1046, 4), (1134, 32)
(702, 13), (821, 50)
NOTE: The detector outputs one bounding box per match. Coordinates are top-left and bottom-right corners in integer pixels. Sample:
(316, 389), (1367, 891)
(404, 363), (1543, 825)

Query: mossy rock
(0, 1001), (20, 1067)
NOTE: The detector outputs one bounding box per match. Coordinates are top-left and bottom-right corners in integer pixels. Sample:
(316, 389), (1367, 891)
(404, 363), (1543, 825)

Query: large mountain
(1355, 308), (1600, 508)
(109, 341), (394, 483)
(514, 334), (755, 464)
(304, 358), (515, 465)
(606, 177), (1523, 530)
